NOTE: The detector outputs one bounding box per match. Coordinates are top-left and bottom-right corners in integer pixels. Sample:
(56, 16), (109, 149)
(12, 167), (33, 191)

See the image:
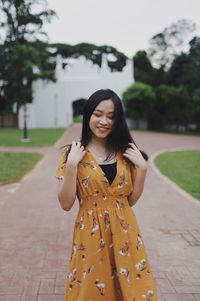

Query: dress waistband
(79, 195), (129, 209)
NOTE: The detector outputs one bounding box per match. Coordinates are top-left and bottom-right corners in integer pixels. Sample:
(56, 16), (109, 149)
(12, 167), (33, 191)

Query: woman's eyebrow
(94, 109), (114, 114)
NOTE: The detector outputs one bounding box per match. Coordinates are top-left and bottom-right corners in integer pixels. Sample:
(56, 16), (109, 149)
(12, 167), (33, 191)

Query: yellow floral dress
(55, 146), (158, 301)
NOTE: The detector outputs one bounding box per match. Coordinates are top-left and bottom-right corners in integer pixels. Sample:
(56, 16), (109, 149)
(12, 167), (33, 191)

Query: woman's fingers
(71, 141), (76, 148)
(71, 141), (85, 153)
(125, 147), (137, 154)
(124, 149), (132, 155)
(128, 142), (138, 150)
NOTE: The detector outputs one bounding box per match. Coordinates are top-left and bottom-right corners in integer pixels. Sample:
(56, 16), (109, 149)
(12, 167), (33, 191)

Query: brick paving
(0, 124), (200, 300)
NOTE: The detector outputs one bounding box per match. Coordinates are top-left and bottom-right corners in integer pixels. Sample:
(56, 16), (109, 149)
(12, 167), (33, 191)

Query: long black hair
(80, 89), (148, 161)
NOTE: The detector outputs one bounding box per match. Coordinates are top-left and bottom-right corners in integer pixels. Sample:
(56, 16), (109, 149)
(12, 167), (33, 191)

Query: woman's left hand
(122, 143), (148, 170)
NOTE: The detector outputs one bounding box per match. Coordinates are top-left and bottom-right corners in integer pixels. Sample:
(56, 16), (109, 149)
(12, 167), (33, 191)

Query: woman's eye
(93, 113), (114, 120)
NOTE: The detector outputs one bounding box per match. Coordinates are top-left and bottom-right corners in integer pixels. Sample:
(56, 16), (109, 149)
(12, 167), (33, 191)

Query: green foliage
(0, 0), (56, 115)
(50, 42), (127, 72)
(134, 50), (165, 87)
(0, 152), (42, 185)
(165, 53), (189, 86)
(134, 51), (154, 84)
(133, 21), (200, 132)
(122, 82), (155, 123)
(0, 41), (56, 113)
(151, 85), (190, 130)
(184, 37), (200, 91)
(155, 150), (200, 201)
(192, 88), (200, 127)
(166, 37), (200, 92)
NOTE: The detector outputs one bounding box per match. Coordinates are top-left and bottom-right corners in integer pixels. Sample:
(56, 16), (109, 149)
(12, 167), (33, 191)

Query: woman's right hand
(67, 141), (86, 167)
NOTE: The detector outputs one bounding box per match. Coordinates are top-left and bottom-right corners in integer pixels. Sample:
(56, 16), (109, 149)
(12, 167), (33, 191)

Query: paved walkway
(0, 124), (200, 301)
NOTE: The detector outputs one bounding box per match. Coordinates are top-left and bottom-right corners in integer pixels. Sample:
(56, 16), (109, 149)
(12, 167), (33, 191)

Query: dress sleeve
(55, 145), (70, 180)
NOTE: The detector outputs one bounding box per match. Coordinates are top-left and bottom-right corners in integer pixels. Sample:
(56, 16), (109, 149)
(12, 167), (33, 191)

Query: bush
(122, 82), (155, 128)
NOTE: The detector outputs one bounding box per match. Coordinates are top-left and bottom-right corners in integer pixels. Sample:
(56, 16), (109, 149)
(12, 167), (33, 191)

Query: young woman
(55, 89), (157, 301)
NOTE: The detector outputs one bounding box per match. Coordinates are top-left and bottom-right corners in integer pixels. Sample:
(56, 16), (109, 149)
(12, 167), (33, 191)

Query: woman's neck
(88, 138), (116, 164)
(88, 137), (108, 151)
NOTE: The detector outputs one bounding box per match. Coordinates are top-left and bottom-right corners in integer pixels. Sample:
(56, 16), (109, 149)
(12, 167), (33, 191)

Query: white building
(19, 54), (134, 129)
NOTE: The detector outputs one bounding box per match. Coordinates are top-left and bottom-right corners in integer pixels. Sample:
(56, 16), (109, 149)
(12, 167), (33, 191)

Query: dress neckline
(86, 146), (116, 165)
(86, 147), (120, 189)
(99, 162), (117, 166)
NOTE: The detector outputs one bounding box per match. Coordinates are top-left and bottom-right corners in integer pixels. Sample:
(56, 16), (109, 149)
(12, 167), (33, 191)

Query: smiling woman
(55, 89), (158, 301)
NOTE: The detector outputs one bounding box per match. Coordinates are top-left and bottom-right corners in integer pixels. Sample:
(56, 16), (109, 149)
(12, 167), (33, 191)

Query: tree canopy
(148, 19), (196, 70)
(130, 19), (200, 131)
(123, 82), (155, 127)
(0, 0), (56, 116)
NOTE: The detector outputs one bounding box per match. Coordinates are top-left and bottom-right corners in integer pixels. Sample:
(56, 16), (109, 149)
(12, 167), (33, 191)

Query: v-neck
(86, 147), (120, 189)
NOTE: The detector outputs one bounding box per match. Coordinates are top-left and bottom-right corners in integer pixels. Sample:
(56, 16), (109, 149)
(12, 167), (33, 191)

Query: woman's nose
(99, 116), (108, 124)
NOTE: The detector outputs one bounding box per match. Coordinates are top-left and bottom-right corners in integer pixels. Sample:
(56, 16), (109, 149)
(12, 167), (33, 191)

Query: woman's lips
(97, 127), (109, 131)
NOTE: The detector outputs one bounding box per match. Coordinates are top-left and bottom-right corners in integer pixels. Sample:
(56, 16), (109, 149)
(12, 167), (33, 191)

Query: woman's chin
(93, 131), (110, 139)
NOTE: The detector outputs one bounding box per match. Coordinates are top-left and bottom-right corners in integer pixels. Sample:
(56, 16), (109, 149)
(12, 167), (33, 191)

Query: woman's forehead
(94, 99), (114, 112)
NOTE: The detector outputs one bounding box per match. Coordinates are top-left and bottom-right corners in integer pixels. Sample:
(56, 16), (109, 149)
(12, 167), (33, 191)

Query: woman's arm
(122, 142), (148, 207)
(57, 141), (86, 211)
(128, 163), (148, 207)
(58, 162), (78, 211)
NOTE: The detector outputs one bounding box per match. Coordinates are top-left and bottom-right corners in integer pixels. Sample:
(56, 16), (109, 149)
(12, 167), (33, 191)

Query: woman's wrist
(135, 161), (148, 171)
(65, 160), (78, 169)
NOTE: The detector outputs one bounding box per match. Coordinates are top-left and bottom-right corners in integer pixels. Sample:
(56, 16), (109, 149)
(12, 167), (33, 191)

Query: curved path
(0, 124), (200, 301)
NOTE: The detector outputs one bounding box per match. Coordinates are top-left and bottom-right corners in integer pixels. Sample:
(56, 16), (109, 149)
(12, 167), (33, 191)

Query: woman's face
(89, 99), (115, 140)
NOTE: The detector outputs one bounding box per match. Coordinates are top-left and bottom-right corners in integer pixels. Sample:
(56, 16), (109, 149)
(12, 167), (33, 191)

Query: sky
(44, 0), (200, 58)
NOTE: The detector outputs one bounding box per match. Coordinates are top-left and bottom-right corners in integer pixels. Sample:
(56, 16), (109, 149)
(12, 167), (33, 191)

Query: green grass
(0, 128), (66, 147)
(0, 152), (43, 185)
(155, 150), (200, 201)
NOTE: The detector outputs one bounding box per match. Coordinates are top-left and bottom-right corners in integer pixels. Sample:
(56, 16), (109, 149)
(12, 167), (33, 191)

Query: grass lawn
(155, 150), (200, 201)
(0, 152), (43, 185)
(0, 128), (66, 147)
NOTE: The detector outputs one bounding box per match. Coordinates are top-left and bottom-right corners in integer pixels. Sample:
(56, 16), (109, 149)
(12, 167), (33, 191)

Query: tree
(0, 0), (55, 42)
(50, 42), (127, 72)
(0, 0), (56, 120)
(152, 85), (191, 131)
(134, 50), (165, 87)
(183, 37), (200, 91)
(148, 19), (196, 70)
(165, 52), (189, 86)
(192, 88), (200, 129)
(122, 82), (155, 128)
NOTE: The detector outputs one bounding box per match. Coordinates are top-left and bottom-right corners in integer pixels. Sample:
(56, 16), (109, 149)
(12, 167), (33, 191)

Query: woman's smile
(97, 126), (110, 131)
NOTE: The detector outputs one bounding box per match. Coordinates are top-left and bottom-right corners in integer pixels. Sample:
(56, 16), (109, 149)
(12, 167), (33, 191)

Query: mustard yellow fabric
(55, 147), (158, 301)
